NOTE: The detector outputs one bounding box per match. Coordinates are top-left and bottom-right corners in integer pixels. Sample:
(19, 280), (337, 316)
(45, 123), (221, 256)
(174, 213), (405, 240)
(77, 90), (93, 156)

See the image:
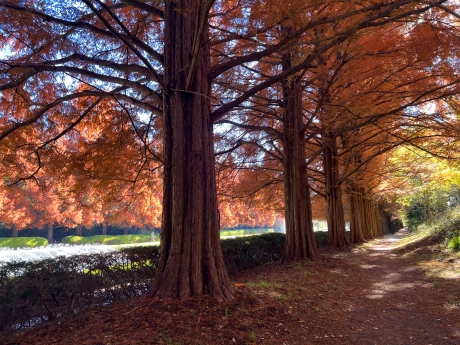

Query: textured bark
(362, 199), (379, 239)
(148, 0), (232, 302)
(323, 132), (349, 247)
(282, 47), (317, 261)
(348, 187), (366, 244)
(47, 223), (53, 242)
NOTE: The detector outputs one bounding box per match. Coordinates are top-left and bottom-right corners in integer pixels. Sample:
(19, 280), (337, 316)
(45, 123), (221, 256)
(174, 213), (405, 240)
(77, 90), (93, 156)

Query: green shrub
(221, 233), (285, 274)
(61, 234), (153, 245)
(0, 237), (48, 249)
(0, 246), (159, 331)
(448, 235), (460, 250)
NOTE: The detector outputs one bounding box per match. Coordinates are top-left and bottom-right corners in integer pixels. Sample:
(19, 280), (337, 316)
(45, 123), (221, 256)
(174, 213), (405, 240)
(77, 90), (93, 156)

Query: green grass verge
(61, 234), (154, 245)
(220, 228), (274, 237)
(400, 205), (460, 251)
(0, 237), (48, 249)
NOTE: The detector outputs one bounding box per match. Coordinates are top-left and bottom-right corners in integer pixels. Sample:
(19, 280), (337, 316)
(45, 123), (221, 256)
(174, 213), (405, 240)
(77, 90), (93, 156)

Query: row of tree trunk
(11, 222), (129, 242)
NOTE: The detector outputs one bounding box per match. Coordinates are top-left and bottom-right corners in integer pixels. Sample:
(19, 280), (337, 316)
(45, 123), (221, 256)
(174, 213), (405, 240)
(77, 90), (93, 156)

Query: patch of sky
(0, 42), (15, 61)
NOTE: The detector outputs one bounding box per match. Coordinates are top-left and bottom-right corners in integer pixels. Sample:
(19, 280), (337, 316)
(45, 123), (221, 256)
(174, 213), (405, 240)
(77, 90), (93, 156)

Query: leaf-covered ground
(2, 229), (459, 345)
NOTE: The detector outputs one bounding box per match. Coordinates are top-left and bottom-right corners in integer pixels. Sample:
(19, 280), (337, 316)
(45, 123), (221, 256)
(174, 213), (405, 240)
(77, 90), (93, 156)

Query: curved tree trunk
(148, 0), (232, 302)
(282, 41), (317, 261)
(323, 132), (348, 247)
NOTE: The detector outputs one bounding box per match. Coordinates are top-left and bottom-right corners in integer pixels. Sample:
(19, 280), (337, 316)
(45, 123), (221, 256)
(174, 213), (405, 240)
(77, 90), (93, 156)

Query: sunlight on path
(350, 228), (460, 344)
(364, 228), (412, 251)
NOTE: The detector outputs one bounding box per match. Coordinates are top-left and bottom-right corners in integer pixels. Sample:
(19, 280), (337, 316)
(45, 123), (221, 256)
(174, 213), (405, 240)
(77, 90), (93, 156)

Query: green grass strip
(61, 234), (154, 245)
(0, 237), (48, 249)
(220, 228), (274, 237)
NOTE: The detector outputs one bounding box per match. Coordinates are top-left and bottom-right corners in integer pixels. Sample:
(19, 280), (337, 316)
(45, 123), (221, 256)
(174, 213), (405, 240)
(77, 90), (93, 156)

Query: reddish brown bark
(282, 43), (317, 261)
(323, 132), (349, 247)
(348, 186), (366, 244)
(148, 0), (232, 302)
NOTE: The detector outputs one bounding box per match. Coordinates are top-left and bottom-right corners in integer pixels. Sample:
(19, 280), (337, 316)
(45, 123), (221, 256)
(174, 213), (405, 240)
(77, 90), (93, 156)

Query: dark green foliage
(221, 233), (286, 274)
(314, 231), (330, 247)
(0, 247), (159, 331)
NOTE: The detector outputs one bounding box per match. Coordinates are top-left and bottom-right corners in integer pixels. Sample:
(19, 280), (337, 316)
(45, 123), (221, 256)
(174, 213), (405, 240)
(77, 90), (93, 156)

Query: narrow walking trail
(2, 230), (459, 345)
(339, 230), (460, 344)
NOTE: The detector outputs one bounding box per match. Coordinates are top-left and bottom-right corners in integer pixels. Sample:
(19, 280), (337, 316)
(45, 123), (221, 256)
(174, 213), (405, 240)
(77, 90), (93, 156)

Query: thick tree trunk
(11, 225), (18, 238)
(282, 45), (317, 261)
(323, 132), (349, 247)
(348, 186), (366, 243)
(148, 0), (232, 302)
(362, 199), (378, 239)
(47, 223), (53, 242)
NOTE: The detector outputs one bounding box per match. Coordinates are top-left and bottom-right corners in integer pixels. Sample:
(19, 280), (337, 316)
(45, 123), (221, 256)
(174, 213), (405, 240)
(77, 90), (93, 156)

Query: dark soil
(2, 229), (459, 344)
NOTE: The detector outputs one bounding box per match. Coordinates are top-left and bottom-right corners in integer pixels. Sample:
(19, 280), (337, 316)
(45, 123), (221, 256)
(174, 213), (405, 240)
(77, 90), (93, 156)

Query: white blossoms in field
(0, 244), (117, 264)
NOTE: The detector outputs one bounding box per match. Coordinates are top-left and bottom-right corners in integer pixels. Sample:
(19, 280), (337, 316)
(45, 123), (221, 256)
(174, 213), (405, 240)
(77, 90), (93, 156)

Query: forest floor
(2, 229), (460, 345)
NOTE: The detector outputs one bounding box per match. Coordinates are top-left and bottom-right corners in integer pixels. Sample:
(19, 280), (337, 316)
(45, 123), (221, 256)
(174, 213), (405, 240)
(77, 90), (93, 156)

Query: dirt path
(2, 230), (459, 345)
(337, 231), (460, 344)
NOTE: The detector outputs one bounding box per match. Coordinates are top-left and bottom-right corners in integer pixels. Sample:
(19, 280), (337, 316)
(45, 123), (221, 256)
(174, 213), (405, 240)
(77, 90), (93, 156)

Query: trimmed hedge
(0, 232), (330, 332)
(0, 246), (159, 331)
(221, 233), (285, 274)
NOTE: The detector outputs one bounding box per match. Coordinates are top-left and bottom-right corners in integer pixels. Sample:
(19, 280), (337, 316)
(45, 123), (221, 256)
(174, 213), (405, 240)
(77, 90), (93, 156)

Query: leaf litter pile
(2, 230), (460, 345)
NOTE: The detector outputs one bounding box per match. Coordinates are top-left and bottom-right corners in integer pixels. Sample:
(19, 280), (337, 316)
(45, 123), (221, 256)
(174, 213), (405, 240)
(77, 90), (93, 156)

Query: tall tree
(1, 0), (458, 301)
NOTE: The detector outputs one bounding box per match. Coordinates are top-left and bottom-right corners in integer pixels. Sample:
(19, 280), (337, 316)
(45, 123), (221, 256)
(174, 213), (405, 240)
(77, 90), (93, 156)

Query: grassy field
(62, 234), (154, 245)
(0, 229), (274, 249)
(0, 237), (48, 249)
(220, 228), (274, 237)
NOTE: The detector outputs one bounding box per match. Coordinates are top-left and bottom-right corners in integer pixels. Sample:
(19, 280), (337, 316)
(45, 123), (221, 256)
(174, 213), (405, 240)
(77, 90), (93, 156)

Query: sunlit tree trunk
(348, 186), (366, 243)
(424, 191), (434, 222)
(148, 0), (232, 302)
(47, 223), (54, 242)
(323, 131), (348, 247)
(281, 31), (317, 261)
